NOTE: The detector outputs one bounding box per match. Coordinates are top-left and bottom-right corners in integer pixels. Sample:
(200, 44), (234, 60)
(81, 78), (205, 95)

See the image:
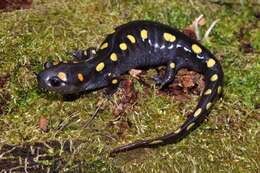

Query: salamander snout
(37, 60), (64, 90)
(37, 62), (90, 94)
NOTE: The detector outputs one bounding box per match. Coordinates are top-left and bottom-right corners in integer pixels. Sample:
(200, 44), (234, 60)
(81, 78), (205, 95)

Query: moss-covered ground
(0, 0), (259, 172)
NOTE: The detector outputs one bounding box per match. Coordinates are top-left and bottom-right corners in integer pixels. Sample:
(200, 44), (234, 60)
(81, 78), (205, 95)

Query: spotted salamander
(37, 20), (224, 155)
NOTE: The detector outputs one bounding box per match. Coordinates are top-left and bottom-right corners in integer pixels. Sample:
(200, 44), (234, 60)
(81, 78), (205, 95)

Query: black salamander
(37, 20), (224, 155)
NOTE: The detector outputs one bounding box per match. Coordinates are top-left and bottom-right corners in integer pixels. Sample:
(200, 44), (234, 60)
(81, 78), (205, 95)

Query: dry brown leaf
(194, 17), (206, 26)
(0, 0), (32, 11)
(129, 69), (143, 79)
(39, 116), (48, 132)
(183, 26), (197, 40)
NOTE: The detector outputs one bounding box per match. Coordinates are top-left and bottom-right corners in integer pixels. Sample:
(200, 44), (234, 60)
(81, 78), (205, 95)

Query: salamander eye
(49, 77), (62, 87)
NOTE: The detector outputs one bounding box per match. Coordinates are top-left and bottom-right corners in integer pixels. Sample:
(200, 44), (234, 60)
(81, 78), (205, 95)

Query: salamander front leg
(103, 78), (120, 98)
(158, 62), (177, 90)
(71, 47), (97, 61)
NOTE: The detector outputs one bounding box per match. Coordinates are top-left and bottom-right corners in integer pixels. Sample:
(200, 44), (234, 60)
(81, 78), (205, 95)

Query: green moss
(0, 0), (259, 172)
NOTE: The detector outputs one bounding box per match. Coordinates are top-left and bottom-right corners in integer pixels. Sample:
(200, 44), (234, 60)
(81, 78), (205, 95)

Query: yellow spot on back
(206, 102), (212, 110)
(169, 62), (175, 69)
(207, 58), (216, 68)
(127, 34), (136, 43)
(194, 108), (202, 117)
(77, 73), (84, 82)
(96, 62), (105, 72)
(204, 89), (212, 95)
(112, 79), (118, 84)
(119, 43), (127, 50)
(192, 44), (202, 54)
(163, 32), (176, 42)
(141, 29), (148, 40)
(57, 72), (67, 81)
(210, 74), (218, 81)
(175, 128), (181, 134)
(100, 42), (108, 49)
(187, 123), (195, 131)
(217, 86), (222, 94)
(110, 53), (118, 61)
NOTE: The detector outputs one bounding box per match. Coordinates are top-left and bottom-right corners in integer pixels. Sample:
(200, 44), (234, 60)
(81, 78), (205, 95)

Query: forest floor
(0, 0), (259, 172)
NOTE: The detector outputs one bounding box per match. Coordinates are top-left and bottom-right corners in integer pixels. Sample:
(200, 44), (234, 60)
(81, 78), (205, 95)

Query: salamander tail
(110, 60), (223, 156)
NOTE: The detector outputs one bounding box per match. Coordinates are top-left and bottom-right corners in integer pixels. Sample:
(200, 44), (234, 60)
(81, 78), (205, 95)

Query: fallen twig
(83, 100), (106, 128)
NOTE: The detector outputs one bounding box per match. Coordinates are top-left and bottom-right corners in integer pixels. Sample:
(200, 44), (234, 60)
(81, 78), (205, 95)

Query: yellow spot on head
(206, 102), (212, 110)
(110, 53), (118, 61)
(96, 62), (105, 72)
(100, 42), (108, 50)
(192, 44), (202, 54)
(217, 86), (222, 94)
(210, 74), (218, 81)
(57, 72), (67, 81)
(207, 58), (216, 68)
(112, 79), (118, 84)
(194, 108), (202, 117)
(175, 128), (181, 134)
(77, 73), (84, 82)
(169, 62), (175, 69)
(163, 32), (176, 42)
(119, 43), (127, 50)
(187, 123), (195, 131)
(127, 34), (136, 43)
(108, 72), (112, 77)
(140, 29), (148, 40)
(204, 89), (212, 95)
(83, 50), (88, 56)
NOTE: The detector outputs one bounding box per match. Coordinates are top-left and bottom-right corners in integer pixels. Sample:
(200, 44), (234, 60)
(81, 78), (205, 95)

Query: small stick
(83, 100), (106, 128)
(203, 19), (219, 41)
(55, 112), (80, 131)
(193, 14), (204, 40)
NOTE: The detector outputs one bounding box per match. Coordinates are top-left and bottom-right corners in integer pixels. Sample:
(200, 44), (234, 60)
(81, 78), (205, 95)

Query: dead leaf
(0, 74), (10, 88)
(240, 41), (254, 53)
(39, 116), (48, 132)
(120, 79), (138, 104)
(183, 26), (197, 40)
(0, 0), (32, 11)
(129, 69), (143, 79)
(113, 103), (124, 117)
(193, 17), (206, 26)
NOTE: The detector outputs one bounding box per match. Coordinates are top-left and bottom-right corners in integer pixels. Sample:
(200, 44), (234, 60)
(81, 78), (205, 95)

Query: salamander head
(37, 61), (92, 94)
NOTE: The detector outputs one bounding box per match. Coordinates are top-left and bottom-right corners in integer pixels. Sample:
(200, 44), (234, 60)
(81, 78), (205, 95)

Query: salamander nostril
(49, 77), (61, 87)
(44, 61), (53, 69)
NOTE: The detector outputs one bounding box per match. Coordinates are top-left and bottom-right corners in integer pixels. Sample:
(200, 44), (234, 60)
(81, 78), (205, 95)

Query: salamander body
(37, 20), (224, 154)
